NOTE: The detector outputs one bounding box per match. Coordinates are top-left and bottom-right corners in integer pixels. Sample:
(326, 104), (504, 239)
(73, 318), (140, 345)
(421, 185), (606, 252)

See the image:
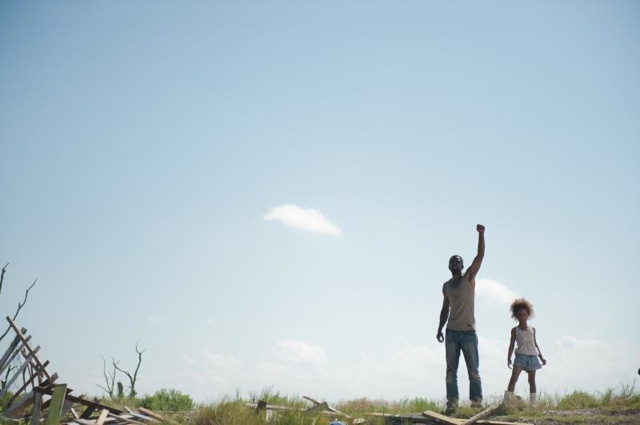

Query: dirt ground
(491, 407), (640, 425)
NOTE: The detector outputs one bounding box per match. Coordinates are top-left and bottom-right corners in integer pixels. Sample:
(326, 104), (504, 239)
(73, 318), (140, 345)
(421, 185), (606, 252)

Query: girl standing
(504, 298), (546, 405)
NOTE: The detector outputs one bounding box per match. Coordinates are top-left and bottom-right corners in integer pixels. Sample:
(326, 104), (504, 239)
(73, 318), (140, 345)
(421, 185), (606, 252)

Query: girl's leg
(507, 366), (523, 392)
(527, 371), (537, 394)
(528, 371), (537, 405)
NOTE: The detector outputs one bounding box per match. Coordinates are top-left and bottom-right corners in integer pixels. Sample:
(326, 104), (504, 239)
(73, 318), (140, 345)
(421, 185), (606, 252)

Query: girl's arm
(533, 327), (547, 365)
(507, 327), (516, 368)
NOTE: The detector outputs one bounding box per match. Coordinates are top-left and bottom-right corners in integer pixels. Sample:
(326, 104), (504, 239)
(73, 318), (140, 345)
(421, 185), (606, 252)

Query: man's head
(448, 255), (464, 274)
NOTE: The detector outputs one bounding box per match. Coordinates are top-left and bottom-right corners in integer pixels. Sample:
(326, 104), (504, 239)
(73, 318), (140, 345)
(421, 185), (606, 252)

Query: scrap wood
(44, 384), (68, 425)
(96, 409), (110, 425)
(124, 406), (160, 422)
(35, 385), (124, 415)
(421, 409), (532, 425)
(246, 401), (306, 413)
(460, 405), (498, 425)
(137, 407), (164, 421)
(106, 412), (146, 425)
(303, 396), (350, 418)
(7, 317), (52, 381)
(364, 412), (434, 424)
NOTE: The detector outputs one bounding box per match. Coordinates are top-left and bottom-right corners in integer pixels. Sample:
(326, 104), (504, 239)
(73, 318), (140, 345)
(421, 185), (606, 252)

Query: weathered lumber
(461, 405), (499, 425)
(7, 363), (52, 406)
(304, 395), (350, 418)
(137, 407), (164, 421)
(421, 409), (533, 425)
(31, 391), (42, 425)
(5, 390), (37, 418)
(96, 408), (110, 425)
(0, 328), (27, 370)
(45, 384), (68, 425)
(106, 412), (146, 425)
(6, 317), (52, 381)
(124, 406), (160, 422)
(0, 345), (41, 397)
(0, 335), (32, 377)
(34, 386), (124, 415)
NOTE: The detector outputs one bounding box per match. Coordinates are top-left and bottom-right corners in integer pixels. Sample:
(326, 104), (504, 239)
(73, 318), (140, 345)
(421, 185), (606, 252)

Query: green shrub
(556, 390), (599, 409)
(140, 388), (194, 411)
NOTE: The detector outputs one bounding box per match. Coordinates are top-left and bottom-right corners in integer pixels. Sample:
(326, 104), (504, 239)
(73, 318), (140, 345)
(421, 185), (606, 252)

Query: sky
(1, 1), (639, 407)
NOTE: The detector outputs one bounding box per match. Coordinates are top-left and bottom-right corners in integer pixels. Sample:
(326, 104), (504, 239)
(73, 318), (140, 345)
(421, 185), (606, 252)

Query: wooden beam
(461, 405), (499, 425)
(138, 407), (165, 421)
(6, 361), (52, 406)
(45, 384), (67, 425)
(0, 336), (32, 377)
(34, 386), (123, 415)
(30, 392), (41, 425)
(0, 346), (41, 398)
(0, 329), (26, 370)
(6, 317), (51, 380)
(96, 408), (110, 425)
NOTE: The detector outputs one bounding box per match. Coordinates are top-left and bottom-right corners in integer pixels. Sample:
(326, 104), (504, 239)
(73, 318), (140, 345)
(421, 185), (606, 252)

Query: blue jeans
(445, 330), (482, 403)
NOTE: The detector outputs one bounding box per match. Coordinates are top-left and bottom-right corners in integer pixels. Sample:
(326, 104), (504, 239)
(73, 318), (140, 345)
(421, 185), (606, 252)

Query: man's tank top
(515, 326), (538, 355)
(443, 275), (476, 331)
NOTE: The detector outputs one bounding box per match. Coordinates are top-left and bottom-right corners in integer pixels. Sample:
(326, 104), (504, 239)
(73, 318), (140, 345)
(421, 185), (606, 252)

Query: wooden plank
(96, 408), (110, 425)
(74, 417), (118, 425)
(422, 411), (463, 424)
(6, 361), (51, 406)
(303, 396), (350, 418)
(493, 419), (530, 424)
(0, 336), (31, 377)
(45, 384), (68, 425)
(6, 317), (51, 380)
(106, 412), (146, 425)
(80, 405), (97, 419)
(0, 346), (40, 397)
(34, 386), (123, 415)
(305, 401), (330, 414)
(125, 406), (160, 422)
(138, 407), (165, 421)
(0, 330), (26, 370)
(5, 390), (35, 418)
(31, 392), (42, 425)
(421, 410), (532, 425)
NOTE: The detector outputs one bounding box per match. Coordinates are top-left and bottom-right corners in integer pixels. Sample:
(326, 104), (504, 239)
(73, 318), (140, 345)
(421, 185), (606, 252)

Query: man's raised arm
(466, 224), (485, 280)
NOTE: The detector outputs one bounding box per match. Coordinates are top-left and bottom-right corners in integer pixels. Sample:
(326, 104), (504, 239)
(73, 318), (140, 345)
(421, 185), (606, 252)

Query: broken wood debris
(0, 317), (164, 425)
(248, 396), (530, 425)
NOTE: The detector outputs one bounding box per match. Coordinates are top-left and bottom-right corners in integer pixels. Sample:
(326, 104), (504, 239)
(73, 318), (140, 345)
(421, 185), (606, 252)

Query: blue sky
(1, 1), (639, 405)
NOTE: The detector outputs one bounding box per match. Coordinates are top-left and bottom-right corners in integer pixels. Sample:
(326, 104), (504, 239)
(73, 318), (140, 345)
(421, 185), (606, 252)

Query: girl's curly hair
(510, 297), (535, 320)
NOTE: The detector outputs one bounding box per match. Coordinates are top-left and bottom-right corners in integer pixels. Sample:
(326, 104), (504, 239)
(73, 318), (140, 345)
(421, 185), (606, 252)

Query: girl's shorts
(514, 353), (542, 371)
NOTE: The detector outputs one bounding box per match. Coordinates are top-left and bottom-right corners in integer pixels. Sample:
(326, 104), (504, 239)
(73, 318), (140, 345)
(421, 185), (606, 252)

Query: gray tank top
(515, 326), (538, 355)
(443, 275), (476, 331)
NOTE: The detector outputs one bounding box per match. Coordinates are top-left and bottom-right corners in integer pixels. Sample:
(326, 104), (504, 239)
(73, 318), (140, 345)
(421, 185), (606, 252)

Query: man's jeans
(445, 330), (482, 403)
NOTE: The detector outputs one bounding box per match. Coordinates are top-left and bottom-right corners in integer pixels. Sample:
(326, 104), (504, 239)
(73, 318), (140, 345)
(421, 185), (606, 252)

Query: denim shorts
(513, 353), (542, 371)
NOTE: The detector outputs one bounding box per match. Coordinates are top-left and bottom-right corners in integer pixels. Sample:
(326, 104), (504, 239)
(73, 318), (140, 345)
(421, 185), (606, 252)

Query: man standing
(436, 224), (485, 411)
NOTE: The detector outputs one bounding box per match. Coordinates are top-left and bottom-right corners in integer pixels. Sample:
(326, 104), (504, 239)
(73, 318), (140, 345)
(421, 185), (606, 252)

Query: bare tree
(97, 356), (119, 398)
(113, 342), (145, 398)
(0, 263), (37, 342)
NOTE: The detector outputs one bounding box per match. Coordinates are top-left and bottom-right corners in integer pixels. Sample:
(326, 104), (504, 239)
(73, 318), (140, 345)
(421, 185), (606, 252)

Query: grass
(183, 383), (640, 425)
(1, 383), (638, 425)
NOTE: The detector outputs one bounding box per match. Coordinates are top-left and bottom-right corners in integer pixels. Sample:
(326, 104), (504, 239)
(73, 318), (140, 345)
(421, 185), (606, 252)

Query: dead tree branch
(113, 342), (145, 397)
(0, 264), (37, 342)
(97, 356), (119, 398)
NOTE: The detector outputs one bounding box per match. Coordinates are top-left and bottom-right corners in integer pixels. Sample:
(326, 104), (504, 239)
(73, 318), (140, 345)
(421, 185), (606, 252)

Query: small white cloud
(202, 351), (243, 368)
(264, 204), (342, 236)
(276, 340), (327, 365)
(476, 279), (517, 305)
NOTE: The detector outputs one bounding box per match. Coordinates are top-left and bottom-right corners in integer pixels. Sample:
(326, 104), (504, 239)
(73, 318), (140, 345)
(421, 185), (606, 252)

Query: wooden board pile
(0, 317), (164, 425)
